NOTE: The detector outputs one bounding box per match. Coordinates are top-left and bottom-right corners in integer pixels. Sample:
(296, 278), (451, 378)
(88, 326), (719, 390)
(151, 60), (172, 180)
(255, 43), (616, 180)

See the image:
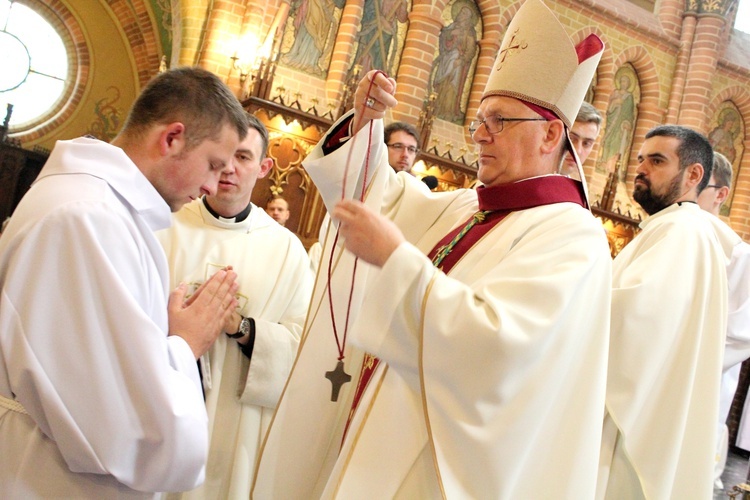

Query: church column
(174, 0), (211, 67)
(325, 0), (365, 104)
(665, 12), (697, 124)
(678, 13), (726, 130)
(463, 37), (501, 142)
(195, 0), (248, 77)
(391, 5), (443, 123)
(656, 0), (685, 39)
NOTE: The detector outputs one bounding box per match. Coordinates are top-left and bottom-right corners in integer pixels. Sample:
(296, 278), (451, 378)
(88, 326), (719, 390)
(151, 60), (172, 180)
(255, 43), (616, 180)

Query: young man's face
(205, 127), (272, 217)
(385, 130), (419, 173)
(561, 120), (600, 176)
(266, 198), (290, 226)
(697, 173), (728, 216)
(158, 123), (240, 212)
(633, 135), (686, 215)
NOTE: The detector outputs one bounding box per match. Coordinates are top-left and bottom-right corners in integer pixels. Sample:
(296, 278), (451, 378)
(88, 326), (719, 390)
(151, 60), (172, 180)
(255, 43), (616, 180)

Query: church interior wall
(3, 0), (750, 239)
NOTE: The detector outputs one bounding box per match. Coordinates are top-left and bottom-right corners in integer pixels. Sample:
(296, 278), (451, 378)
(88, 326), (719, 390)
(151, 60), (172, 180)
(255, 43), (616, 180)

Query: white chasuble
(158, 200), (313, 500)
(601, 203), (735, 499)
(253, 114), (612, 499)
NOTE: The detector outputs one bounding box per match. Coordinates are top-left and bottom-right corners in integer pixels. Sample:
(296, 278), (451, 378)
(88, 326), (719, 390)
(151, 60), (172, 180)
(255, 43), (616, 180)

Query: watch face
(226, 317), (248, 338)
(240, 317), (251, 335)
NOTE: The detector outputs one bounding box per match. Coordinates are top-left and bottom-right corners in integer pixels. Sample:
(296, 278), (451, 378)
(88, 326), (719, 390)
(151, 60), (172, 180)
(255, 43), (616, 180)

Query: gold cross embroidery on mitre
(496, 29), (528, 71)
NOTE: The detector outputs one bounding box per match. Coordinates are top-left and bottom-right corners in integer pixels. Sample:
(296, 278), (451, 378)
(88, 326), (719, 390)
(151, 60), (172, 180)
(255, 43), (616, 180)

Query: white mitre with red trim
(482, 0), (604, 128)
(481, 0), (604, 203)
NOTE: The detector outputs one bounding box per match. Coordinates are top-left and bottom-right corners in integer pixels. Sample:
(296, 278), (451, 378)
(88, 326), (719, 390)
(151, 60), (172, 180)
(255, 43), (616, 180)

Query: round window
(0, 0), (68, 128)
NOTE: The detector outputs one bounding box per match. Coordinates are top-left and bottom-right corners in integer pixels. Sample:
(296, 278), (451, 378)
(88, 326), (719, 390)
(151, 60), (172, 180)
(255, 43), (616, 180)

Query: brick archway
(105, 0), (162, 88)
(709, 87), (750, 239)
(604, 46), (661, 189)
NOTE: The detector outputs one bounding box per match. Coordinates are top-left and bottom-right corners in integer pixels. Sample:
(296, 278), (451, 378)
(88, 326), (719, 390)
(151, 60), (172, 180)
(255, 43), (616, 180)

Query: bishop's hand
(333, 199), (404, 267)
(351, 70), (398, 135)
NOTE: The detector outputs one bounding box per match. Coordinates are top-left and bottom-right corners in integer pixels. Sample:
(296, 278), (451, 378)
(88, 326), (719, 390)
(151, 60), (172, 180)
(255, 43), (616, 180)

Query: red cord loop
(327, 70), (388, 361)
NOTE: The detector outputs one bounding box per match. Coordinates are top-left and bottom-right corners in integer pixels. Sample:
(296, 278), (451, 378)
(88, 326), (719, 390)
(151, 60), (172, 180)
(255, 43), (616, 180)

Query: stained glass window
(0, 0), (67, 127)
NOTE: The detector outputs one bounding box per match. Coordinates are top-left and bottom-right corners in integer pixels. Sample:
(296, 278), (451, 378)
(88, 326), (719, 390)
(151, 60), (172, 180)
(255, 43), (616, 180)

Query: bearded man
(598, 125), (740, 499)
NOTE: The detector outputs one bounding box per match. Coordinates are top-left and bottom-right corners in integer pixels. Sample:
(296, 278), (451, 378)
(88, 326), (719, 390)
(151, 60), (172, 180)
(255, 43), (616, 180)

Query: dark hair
(384, 121), (419, 145)
(121, 67), (248, 150)
(645, 125), (713, 192)
(575, 101), (602, 127)
(266, 195), (288, 208)
(421, 175), (438, 190)
(246, 112), (269, 158)
(712, 152), (733, 188)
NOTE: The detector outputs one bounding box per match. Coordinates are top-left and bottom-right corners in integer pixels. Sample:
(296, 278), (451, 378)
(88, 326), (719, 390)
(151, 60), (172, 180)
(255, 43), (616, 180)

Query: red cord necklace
(324, 71), (385, 402)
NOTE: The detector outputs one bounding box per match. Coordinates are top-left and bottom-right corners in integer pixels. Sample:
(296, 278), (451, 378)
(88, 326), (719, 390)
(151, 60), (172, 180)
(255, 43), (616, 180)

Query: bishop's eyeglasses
(387, 143), (419, 155)
(469, 115), (546, 135)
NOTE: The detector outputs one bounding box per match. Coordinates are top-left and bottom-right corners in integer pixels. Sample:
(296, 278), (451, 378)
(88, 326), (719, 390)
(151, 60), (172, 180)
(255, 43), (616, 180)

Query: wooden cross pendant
(325, 360), (352, 402)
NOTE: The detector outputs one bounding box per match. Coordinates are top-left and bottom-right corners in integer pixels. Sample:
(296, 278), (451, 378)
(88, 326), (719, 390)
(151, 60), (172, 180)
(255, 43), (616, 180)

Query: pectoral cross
(325, 360), (352, 402)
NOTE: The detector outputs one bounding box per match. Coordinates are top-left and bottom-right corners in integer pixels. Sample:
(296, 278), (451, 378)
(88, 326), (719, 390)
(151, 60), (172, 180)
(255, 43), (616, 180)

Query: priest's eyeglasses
(469, 115), (546, 135)
(387, 143), (419, 155)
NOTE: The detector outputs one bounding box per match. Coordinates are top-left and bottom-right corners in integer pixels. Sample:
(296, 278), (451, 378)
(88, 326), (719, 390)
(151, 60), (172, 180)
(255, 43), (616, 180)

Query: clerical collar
(646, 200), (697, 217)
(202, 196), (252, 223)
(476, 175), (587, 212)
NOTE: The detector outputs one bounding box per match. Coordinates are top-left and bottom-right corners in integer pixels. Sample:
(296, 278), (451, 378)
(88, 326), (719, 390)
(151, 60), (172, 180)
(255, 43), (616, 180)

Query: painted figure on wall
(708, 103), (745, 216)
(430, 0), (480, 124)
(350, 0), (410, 78)
(598, 65), (639, 182)
(709, 105), (741, 164)
(281, 0), (346, 77)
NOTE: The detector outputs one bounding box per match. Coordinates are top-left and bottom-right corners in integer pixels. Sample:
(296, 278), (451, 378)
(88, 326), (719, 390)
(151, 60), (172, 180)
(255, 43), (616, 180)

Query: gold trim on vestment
(332, 363), (389, 497)
(250, 216), (344, 493)
(250, 157), (379, 495)
(0, 393), (28, 415)
(419, 271), (447, 500)
(417, 213), (511, 498)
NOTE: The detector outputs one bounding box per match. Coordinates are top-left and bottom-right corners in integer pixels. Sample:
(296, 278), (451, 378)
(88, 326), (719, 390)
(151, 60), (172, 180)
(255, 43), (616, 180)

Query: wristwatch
(226, 316), (251, 339)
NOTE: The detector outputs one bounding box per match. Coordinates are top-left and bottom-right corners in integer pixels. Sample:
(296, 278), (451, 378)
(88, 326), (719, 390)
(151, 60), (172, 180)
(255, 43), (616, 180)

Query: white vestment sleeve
(724, 241), (750, 368)
(168, 336), (203, 390)
(240, 255), (313, 409)
(304, 113), (385, 211)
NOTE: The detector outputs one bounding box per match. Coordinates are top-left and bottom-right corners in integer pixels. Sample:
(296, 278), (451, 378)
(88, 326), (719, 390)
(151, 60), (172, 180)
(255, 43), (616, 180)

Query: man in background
(384, 121), (420, 173)
(265, 196), (291, 227)
(696, 151), (750, 487)
(599, 126), (739, 499)
(560, 100), (602, 177)
(0, 67), (246, 497)
(159, 114), (313, 499)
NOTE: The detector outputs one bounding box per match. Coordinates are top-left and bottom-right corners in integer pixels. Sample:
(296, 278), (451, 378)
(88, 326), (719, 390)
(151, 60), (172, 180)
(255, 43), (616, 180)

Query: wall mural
(348, 0), (410, 79)
(708, 101), (745, 216)
(429, 0), (481, 125)
(87, 87), (123, 142)
(280, 0), (346, 77)
(152, 0), (173, 63)
(597, 64), (639, 183)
